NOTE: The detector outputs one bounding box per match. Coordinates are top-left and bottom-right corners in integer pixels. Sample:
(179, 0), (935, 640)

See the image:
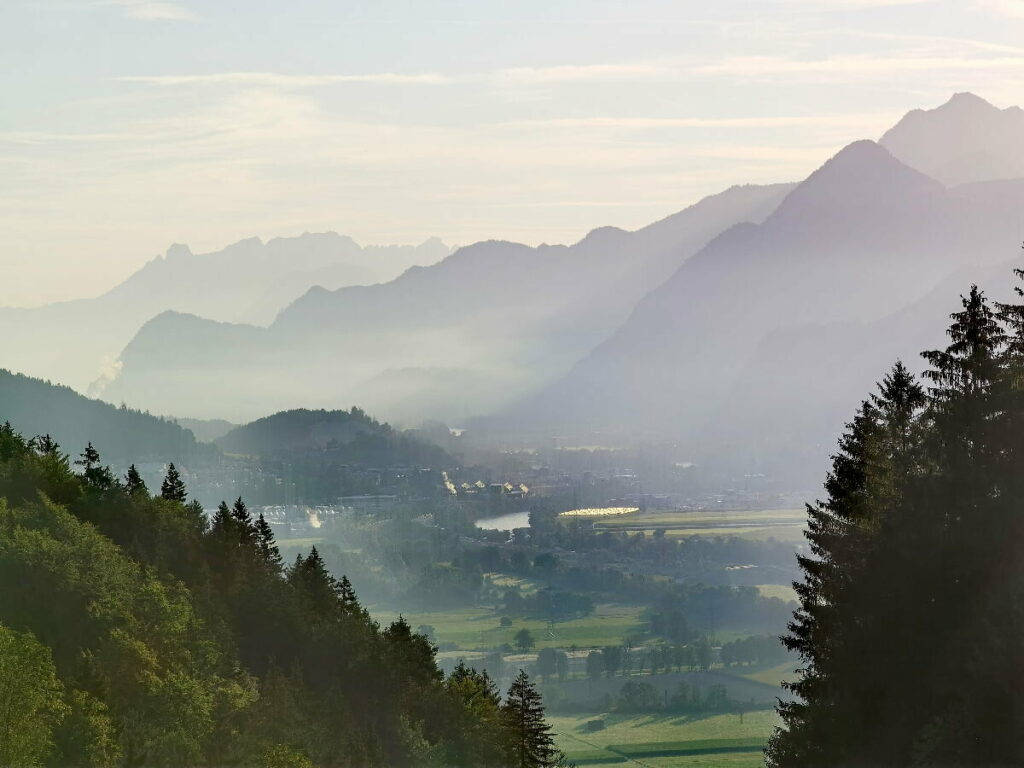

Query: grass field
(276, 536), (326, 553)
(754, 584), (797, 603)
(589, 508), (807, 543)
(371, 602), (645, 651)
(550, 711), (778, 767)
(740, 660), (799, 688)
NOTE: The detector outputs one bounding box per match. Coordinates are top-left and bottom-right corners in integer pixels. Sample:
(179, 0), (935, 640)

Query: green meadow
(373, 602), (646, 650)
(549, 711), (779, 767)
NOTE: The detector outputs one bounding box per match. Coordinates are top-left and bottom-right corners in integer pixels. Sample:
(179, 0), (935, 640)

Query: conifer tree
(338, 574), (359, 612)
(159, 462), (187, 502)
(212, 501), (233, 537)
(231, 497), (256, 543)
(769, 284), (1024, 767)
(75, 442), (114, 489)
(123, 464), (147, 496)
(30, 434), (60, 457)
(254, 514), (282, 568)
(502, 670), (562, 768)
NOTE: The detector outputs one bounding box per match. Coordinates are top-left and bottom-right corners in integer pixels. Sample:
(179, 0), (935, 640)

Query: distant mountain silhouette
(880, 92), (1024, 185)
(0, 368), (205, 464)
(84, 92), (1024, 484)
(173, 416), (237, 443)
(495, 136), (1024, 481)
(98, 183), (793, 422)
(0, 234), (448, 392)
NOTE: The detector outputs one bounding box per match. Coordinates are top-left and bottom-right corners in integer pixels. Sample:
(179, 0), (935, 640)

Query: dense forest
(0, 427), (565, 767)
(769, 273), (1024, 765)
(0, 369), (204, 463)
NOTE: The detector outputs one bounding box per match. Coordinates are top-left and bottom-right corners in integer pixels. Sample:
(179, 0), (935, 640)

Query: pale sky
(4, 0), (1024, 305)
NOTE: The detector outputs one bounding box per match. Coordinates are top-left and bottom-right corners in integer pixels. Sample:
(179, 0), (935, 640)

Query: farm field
(372, 602), (646, 651)
(589, 508), (807, 542)
(550, 711), (778, 766)
(740, 660), (798, 688)
(754, 584), (797, 602)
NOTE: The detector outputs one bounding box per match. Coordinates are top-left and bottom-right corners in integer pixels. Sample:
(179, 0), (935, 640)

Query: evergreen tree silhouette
(123, 464), (147, 496)
(160, 462), (187, 502)
(502, 670), (562, 768)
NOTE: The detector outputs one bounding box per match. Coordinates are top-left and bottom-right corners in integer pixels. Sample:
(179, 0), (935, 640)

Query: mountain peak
(942, 91), (998, 112)
(879, 93), (1024, 185)
(767, 140), (941, 225)
(165, 243), (192, 260)
(792, 139), (933, 193)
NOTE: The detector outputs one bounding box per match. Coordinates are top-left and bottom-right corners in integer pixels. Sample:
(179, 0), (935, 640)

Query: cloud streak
(118, 71), (451, 87)
(95, 0), (197, 22)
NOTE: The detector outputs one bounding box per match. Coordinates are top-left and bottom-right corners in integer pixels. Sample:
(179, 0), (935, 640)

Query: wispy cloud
(976, 0), (1024, 19)
(495, 63), (674, 84)
(776, 0), (936, 7)
(95, 0), (197, 22)
(691, 53), (1024, 80)
(495, 113), (894, 130)
(117, 71), (451, 87)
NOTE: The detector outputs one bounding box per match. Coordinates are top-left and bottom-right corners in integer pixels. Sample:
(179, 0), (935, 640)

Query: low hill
(216, 407), (453, 468)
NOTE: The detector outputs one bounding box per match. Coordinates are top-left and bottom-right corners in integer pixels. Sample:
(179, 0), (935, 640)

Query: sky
(3, 0), (1024, 305)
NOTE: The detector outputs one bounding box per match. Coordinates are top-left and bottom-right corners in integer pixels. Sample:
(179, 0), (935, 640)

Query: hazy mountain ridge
(99, 182), (795, 422)
(0, 233), (449, 392)
(880, 91), (1024, 185)
(494, 105), (1024, 479)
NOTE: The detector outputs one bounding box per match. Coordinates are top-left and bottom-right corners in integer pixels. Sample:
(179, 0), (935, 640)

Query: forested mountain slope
(0, 368), (203, 463)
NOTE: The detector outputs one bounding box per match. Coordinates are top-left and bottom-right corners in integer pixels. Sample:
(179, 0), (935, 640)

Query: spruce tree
(212, 501), (233, 537)
(502, 670), (561, 768)
(75, 442), (114, 489)
(254, 514), (282, 568)
(338, 575), (359, 612)
(769, 284), (1024, 767)
(768, 362), (926, 767)
(231, 497), (256, 543)
(160, 462), (187, 502)
(123, 464), (147, 496)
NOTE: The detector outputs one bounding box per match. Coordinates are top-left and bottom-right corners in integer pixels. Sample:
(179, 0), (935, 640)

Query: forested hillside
(0, 369), (204, 463)
(769, 270), (1024, 765)
(0, 427), (564, 767)
(216, 407), (452, 467)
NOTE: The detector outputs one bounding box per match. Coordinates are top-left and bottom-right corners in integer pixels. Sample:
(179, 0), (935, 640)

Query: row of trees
(719, 634), (789, 668)
(769, 272), (1024, 765)
(0, 425), (566, 767)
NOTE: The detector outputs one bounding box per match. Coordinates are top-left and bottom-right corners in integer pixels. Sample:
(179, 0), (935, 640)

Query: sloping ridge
(880, 92), (1024, 185)
(0, 368), (204, 463)
(493, 140), (1024, 472)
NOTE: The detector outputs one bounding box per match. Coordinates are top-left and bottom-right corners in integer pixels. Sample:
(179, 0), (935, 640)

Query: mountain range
(0, 234), (449, 392)
(8, 92), (1023, 486)
(495, 136), (1024, 481)
(97, 182), (793, 422)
